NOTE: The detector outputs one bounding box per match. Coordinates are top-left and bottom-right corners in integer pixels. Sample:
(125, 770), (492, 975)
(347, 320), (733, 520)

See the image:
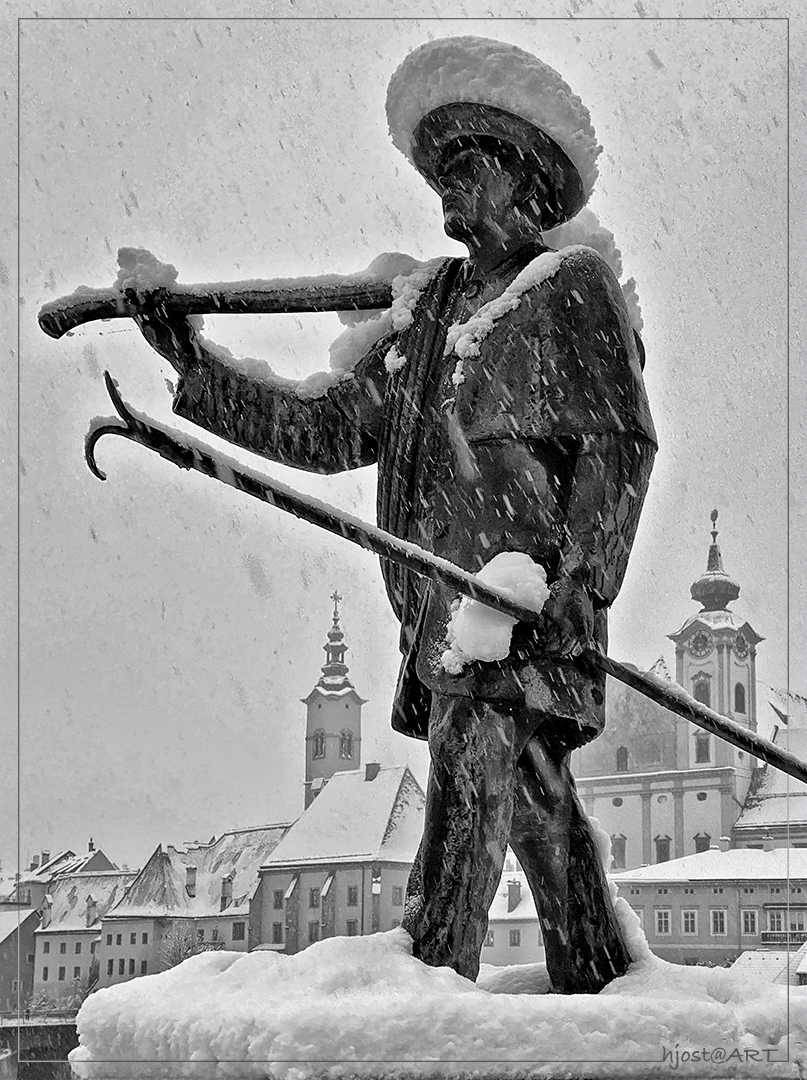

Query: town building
(572, 511), (806, 869)
(0, 908), (39, 1013)
(253, 764), (424, 952)
(303, 591), (366, 807)
(98, 822), (291, 989)
(612, 846), (807, 967)
(0, 842), (116, 910)
(482, 856), (545, 967)
(32, 869), (136, 1005)
(730, 940), (807, 986)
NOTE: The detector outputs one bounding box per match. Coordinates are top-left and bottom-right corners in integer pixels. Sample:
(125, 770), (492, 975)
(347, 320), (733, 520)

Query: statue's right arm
(136, 310), (391, 475)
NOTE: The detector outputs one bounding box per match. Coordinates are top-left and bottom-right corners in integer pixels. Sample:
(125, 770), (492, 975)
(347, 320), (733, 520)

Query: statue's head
(412, 103), (586, 235)
(386, 37), (601, 232)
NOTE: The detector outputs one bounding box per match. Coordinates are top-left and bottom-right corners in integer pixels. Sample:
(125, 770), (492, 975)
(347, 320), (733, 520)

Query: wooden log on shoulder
(38, 276), (394, 340)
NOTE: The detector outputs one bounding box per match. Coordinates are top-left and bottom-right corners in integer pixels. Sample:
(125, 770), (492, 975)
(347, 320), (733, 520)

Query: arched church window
(734, 682), (746, 713)
(611, 835), (627, 870)
(616, 746), (629, 772)
(693, 681), (711, 708)
(695, 734), (711, 763)
(312, 730), (326, 759)
(339, 729), (354, 760)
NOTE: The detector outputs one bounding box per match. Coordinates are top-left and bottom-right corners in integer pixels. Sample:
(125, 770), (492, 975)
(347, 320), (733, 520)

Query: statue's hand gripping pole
(87, 375), (807, 788)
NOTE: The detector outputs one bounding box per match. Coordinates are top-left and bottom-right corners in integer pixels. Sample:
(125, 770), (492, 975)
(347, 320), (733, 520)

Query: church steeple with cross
(302, 591), (367, 808)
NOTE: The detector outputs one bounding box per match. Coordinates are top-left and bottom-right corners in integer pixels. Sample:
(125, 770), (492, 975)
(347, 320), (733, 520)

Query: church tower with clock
(668, 510), (764, 777)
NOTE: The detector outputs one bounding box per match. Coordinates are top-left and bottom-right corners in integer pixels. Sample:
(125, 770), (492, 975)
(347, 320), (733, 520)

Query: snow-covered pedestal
(69, 923), (806, 1079)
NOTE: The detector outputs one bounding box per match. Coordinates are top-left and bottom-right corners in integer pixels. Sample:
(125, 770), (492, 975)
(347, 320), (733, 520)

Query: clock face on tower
(733, 633), (749, 659)
(688, 629), (713, 658)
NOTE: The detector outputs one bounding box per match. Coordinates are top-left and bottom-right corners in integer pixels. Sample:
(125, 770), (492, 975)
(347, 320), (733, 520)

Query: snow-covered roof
(612, 847), (807, 884)
(106, 823), (292, 920)
(486, 870), (539, 923)
(735, 691), (807, 830)
(36, 871), (137, 933)
(731, 950), (791, 984)
(12, 848), (116, 889)
(668, 610), (758, 638)
(262, 767), (424, 867)
(0, 908), (38, 944)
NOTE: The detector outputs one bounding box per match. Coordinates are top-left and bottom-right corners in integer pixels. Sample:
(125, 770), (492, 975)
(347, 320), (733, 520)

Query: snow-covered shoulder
(445, 244), (600, 365)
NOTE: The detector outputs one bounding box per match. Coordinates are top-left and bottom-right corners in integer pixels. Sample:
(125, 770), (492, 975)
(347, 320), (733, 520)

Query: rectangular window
(118, 959), (125, 976)
(712, 887), (724, 895)
(73, 966), (81, 979)
(392, 885), (404, 907)
(347, 885), (359, 907)
(42, 966), (49, 981)
(710, 909), (727, 936)
(309, 888), (320, 908)
(116, 933), (122, 946)
(107, 959), (113, 977)
(27, 953), (34, 965)
(232, 922), (246, 941)
(273, 889), (284, 910)
(197, 929), (204, 942)
(682, 910), (698, 935)
(75, 941), (82, 954)
(43, 941), (50, 954)
(140, 960), (148, 974)
(509, 929), (521, 947)
(768, 910), (785, 933)
(142, 932), (149, 945)
(60, 942), (67, 954)
(346, 920), (359, 937)
(484, 931), (494, 947)
(90, 942), (96, 955)
(655, 909), (671, 936)
(11, 979), (19, 995)
(212, 928), (219, 942)
(790, 911), (807, 932)
(272, 922), (283, 944)
(128, 958), (135, 974)
(130, 933), (137, 945)
(58, 966), (66, 981)
(106, 934), (112, 946)
(655, 838), (671, 863)
(741, 909), (758, 935)
(308, 921), (320, 943)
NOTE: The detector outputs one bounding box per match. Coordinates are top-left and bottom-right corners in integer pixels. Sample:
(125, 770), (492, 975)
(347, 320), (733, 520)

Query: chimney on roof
(186, 866), (197, 897)
(30, 855), (40, 871)
(88, 837), (95, 853)
(507, 879), (521, 913)
(40, 851), (50, 866)
(718, 836), (731, 853)
(365, 763), (381, 782)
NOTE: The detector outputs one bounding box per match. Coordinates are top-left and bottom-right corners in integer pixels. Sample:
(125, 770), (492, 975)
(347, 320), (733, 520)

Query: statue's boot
(509, 733), (633, 994)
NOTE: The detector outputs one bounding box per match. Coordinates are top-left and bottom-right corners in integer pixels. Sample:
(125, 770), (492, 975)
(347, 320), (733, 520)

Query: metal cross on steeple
(330, 589), (343, 624)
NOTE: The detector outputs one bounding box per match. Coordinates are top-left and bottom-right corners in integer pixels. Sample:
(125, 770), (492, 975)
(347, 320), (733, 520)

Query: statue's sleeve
(172, 329), (393, 474)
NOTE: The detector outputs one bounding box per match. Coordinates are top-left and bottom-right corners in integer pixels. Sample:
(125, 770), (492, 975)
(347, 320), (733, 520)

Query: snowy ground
(69, 926), (807, 1079)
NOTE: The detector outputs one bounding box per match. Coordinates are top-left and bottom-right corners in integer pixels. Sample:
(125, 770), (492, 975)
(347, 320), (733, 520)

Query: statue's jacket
(174, 244), (657, 746)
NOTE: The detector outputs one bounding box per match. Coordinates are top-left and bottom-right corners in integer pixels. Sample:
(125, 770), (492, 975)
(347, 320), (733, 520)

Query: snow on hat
(386, 36), (602, 223)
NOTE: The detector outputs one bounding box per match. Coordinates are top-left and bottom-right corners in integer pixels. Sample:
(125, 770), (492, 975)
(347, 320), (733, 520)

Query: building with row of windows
(612, 846), (807, 967)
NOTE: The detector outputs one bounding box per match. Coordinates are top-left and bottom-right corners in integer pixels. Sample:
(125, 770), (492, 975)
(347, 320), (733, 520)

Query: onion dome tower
(302, 592), (367, 808)
(668, 511), (764, 770)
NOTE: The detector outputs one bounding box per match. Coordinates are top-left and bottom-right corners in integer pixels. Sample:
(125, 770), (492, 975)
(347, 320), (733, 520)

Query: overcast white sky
(2, 3), (805, 877)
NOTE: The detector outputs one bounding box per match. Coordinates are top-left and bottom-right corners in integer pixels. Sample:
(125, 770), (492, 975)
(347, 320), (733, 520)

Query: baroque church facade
(572, 511), (773, 870)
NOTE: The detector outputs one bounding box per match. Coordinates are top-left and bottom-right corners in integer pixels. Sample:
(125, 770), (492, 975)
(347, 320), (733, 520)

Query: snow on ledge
(69, 921), (805, 1078)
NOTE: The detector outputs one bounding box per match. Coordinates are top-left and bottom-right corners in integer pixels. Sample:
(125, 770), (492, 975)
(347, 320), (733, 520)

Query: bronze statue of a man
(135, 37), (656, 993)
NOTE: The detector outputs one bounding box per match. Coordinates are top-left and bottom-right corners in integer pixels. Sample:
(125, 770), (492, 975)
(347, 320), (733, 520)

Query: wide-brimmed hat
(386, 36), (601, 228)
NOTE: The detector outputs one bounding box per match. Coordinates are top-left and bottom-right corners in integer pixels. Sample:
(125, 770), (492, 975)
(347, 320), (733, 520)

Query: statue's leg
(402, 694), (524, 981)
(509, 732), (632, 993)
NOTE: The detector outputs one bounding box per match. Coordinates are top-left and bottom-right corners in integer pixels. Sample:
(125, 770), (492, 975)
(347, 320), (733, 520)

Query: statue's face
(438, 145), (521, 244)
